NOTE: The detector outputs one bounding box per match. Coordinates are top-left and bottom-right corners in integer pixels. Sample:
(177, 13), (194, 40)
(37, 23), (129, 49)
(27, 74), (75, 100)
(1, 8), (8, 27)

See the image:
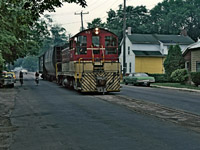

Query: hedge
(148, 74), (170, 83)
(191, 72), (200, 86)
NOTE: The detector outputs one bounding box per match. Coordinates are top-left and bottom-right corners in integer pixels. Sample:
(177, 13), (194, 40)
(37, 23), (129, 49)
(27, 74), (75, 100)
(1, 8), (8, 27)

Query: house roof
(154, 34), (194, 44)
(183, 41), (200, 56)
(133, 50), (164, 57)
(128, 34), (159, 44)
(127, 34), (194, 45)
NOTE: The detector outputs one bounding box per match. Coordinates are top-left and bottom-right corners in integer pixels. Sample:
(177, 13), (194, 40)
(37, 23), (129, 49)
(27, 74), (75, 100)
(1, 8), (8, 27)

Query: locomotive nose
(96, 76), (107, 93)
(96, 76), (106, 86)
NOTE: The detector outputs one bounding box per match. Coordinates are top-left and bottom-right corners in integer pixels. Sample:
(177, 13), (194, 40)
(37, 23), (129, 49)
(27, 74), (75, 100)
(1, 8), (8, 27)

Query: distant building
(183, 41), (200, 72)
(119, 31), (195, 74)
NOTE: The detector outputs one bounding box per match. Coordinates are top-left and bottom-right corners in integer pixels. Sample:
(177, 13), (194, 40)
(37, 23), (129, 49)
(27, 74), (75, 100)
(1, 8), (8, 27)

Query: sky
(46, 0), (163, 36)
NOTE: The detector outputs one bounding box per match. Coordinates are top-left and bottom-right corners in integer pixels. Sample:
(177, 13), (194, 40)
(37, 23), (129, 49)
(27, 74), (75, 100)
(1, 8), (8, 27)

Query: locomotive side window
(75, 36), (87, 55)
(105, 36), (117, 54)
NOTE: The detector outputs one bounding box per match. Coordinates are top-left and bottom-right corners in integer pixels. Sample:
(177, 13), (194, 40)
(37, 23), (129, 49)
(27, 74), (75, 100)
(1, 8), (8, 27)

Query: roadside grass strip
(95, 95), (200, 133)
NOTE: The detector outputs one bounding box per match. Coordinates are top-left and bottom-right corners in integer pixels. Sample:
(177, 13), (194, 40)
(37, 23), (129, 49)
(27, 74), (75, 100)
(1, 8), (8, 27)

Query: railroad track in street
(94, 95), (200, 133)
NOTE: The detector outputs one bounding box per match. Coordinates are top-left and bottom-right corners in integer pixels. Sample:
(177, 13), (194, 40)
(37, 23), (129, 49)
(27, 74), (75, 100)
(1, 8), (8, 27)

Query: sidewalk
(151, 84), (200, 93)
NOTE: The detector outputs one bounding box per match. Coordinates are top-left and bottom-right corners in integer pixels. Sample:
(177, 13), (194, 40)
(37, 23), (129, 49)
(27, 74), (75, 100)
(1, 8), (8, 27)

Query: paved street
(118, 84), (200, 115)
(0, 73), (197, 150)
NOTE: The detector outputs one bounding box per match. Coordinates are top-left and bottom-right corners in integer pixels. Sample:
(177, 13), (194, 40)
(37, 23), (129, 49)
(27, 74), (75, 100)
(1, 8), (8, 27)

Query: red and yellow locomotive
(40, 28), (121, 93)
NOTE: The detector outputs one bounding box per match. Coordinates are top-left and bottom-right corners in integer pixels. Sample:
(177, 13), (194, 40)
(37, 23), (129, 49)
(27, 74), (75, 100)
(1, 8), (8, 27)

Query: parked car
(21, 69), (28, 74)
(7, 72), (16, 83)
(0, 72), (15, 87)
(123, 73), (155, 86)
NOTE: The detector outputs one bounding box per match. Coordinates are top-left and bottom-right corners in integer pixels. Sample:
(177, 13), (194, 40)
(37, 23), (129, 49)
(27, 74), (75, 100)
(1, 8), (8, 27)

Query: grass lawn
(152, 83), (200, 90)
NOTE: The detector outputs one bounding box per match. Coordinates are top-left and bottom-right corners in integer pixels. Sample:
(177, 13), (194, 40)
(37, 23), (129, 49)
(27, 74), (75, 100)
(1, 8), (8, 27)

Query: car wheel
(124, 80), (128, 85)
(147, 83), (150, 87)
(10, 83), (14, 88)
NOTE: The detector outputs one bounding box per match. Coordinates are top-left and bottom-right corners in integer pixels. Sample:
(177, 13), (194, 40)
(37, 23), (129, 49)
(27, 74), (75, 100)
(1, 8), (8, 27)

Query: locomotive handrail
(79, 58), (83, 82)
(76, 57), (119, 62)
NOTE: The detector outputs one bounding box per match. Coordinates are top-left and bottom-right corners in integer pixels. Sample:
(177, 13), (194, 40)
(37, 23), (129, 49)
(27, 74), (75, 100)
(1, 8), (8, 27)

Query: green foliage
(164, 45), (185, 78)
(0, 52), (4, 71)
(22, 56), (38, 72)
(191, 72), (200, 86)
(148, 74), (169, 83)
(105, 5), (149, 44)
(88, 0), (200, 42)
(38, 15), (68, 55)
(87, 18), (105, 29)
(149, 0), (200, 41)
(170, 69), (189, 84)
(0, 0), (86, 68)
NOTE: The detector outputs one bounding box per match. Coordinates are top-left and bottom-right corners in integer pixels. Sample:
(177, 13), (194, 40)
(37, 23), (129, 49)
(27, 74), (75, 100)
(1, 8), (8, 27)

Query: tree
(38, 15), (68, 55)
(0, 52), (4, 71)
(0, 0), (87, 71)
(148, 0), (200, 41)
(87, 18), (105, 29)
(105, 5), (149, 45)
(22, 56), (38, 72)
(164, 45), (185, 78)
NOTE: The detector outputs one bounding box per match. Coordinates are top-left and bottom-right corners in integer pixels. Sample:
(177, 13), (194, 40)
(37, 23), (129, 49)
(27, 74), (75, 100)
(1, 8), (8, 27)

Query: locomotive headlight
(94, 28), (99, 34)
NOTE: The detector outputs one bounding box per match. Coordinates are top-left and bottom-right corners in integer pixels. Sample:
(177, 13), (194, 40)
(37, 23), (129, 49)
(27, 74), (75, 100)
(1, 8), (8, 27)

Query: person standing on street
(19, 71), (23, 86)
(35, 71), (39, 85)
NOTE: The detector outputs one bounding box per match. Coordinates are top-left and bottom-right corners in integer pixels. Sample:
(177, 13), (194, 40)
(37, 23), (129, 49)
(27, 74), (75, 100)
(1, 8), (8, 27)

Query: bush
(191, 72), (200, 86)
(170, 69), (189, 84)
(148, 74), (169, 83)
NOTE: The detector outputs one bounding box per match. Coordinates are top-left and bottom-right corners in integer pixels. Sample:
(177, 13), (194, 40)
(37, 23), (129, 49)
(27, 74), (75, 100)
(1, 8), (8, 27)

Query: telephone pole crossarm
(75, 11), (89, 31)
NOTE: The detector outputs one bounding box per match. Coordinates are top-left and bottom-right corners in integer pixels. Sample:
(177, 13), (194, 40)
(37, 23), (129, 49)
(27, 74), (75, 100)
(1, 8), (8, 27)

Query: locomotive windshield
(75, 36), (87, 55)
(92, 36), (100, 47)
(105, 36), (117, 54)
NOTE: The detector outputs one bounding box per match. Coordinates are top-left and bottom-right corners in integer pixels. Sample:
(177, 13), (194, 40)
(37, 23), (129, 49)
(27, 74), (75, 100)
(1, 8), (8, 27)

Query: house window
(196, 61), (200, 72)
(129, 62), (131, 73)
(185, 61), (190, 71)
(128, 46), (130, 55)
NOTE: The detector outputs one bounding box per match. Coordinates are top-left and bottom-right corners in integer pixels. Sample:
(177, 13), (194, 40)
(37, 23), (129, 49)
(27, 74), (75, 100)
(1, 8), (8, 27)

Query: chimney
(180, 28), (187, 36)
(127, 27), (132, 35)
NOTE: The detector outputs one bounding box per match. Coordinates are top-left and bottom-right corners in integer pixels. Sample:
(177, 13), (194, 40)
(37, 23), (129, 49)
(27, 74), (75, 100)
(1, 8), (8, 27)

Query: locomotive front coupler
(96, 76), (107, 93)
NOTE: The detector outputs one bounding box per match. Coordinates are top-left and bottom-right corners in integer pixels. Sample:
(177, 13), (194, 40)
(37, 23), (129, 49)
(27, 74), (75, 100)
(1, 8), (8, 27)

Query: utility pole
(123, 0), (126, 76)
(75, 11), (89, 31)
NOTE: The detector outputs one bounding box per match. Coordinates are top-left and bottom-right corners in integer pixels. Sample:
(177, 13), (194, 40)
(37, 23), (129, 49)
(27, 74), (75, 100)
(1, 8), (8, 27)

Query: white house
(119, 31), (195, 74)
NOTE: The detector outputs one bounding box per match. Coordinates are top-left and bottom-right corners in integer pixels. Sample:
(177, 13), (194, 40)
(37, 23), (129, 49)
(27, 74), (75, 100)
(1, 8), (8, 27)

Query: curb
(151, 85), (200, 93)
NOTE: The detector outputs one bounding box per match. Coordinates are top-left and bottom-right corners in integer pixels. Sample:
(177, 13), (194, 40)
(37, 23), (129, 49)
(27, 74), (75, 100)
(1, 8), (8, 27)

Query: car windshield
(134, 73), (148, 77)
(5, 73), (13, 78)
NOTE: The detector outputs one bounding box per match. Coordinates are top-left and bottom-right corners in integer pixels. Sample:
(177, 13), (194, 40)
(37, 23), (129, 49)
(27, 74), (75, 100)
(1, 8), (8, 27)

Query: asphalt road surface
(118, 85), (200, 115)
(9, 73), (200, 150)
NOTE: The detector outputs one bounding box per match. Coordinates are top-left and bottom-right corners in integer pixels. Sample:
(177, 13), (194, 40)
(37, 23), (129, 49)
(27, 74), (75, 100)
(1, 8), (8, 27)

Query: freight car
(40, 28), (121, 93)
(39, 45), (66, 81)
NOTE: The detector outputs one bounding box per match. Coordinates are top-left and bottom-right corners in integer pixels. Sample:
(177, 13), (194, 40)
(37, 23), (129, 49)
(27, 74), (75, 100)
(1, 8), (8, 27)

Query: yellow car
(7, 72), (16, 83)
(0, 72), (15, 87)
